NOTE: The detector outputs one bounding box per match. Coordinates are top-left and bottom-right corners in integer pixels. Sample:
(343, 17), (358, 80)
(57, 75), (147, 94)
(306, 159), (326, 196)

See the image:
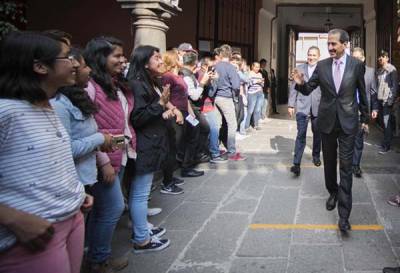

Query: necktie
(334, 60), (342, 93)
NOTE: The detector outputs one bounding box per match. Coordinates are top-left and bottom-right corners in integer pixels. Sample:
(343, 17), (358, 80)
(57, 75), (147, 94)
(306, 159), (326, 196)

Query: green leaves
(0, 1), (27, 40)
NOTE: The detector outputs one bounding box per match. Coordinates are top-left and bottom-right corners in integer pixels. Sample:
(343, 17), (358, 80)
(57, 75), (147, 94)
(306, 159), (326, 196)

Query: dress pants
(321, 118), (356, 220)
(293, 112), (321, 165)
(173, 111), (200, 169)
(194, 109), (210, 156)
(352, 127), (365, 167)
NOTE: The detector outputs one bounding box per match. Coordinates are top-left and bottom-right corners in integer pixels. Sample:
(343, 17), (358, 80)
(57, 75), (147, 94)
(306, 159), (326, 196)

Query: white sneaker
(147, 207), (162, 217)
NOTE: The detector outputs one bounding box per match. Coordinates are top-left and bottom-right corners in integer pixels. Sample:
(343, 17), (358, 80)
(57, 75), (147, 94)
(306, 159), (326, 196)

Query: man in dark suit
(351, 47), (378, 178)
(292, 29), (369, 232)
(288, 46), (322, 176)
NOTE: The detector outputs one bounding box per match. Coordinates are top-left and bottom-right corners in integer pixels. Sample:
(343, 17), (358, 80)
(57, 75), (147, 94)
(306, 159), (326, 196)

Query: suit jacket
(364, 66), (378, 113)
(288, 63), (321, 117)
(295, 55), (368, 135)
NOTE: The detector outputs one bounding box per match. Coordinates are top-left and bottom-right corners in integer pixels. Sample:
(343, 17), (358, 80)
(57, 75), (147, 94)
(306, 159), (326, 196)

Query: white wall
(258, 8), (273, 62)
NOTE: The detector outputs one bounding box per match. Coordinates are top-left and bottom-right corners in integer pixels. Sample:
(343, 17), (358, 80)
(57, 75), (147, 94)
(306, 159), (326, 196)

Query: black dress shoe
(181, 168), (205, 177)
(383, 266), (400, 273)
(338, 218), (351, 233)
(290, 165), (301, 176)
(313, 158), (321, 167)
(352, 166), (362, 178)
(326, 193), (337, 211)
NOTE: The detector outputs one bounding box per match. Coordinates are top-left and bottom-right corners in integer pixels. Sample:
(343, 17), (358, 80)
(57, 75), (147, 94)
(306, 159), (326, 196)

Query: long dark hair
(58, 47), (98, 117)
(84, 36), (124, 100)
(127, 45), (162, 91)
(0, 31), (61, 104)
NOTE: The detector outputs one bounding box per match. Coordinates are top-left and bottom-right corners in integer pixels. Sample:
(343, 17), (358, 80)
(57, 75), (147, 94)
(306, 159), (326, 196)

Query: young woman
(0, 32), (90, 273)
(83, 36), (134, 272)
(245, 62), (265, 131)
(162, 50), (205, 181)
(51, 48), (114, 187)
(127, 45), (181, 253)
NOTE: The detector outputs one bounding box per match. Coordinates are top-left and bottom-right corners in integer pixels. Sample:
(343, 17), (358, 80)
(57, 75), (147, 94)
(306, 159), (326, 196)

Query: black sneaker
(160, 184), (184, 195)
(352, 165), (362, 178)
(133, 237), (170, 254)
(172, 176), (185, 186)
(210, 156), (228, 164)
(149, 227), (166, 238)
(290, 165), (301, 176)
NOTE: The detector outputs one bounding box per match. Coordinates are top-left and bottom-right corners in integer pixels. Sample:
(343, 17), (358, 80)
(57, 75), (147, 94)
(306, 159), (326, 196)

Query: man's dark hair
(219, 44), (232, 58)
(379, 49), (389, 58)
(183, 51), (198, 66)
(328, 29), (350, 44)
(259, 58), (267, 65)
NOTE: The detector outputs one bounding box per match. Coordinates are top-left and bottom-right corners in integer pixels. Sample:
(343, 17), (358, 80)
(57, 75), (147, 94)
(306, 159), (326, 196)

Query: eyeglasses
(55, 55), (75, 63)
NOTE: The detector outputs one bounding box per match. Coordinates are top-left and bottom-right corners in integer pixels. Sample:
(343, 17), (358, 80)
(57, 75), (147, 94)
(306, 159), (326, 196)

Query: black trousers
(174, 111), (200, 169)
(194, 109), (210, 156)
(162, 120), (177, 186)
(271, 87), (278, 113)
(321, 118), (356, 220)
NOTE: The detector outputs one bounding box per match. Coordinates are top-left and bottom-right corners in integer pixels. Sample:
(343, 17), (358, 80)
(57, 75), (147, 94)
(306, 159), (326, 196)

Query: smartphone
(208, 66), (215, 73)
(112, 134), (125, 146)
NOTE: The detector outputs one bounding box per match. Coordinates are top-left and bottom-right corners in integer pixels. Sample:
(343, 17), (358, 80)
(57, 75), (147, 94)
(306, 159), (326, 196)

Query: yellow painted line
(249, 224), (384, 231)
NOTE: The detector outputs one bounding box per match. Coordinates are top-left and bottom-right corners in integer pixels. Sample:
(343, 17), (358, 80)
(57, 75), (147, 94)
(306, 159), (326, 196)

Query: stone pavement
(112, 109), (400, 273)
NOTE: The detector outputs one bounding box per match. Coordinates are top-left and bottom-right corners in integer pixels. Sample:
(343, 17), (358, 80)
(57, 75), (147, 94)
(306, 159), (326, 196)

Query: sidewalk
(112, 107), (400, 273)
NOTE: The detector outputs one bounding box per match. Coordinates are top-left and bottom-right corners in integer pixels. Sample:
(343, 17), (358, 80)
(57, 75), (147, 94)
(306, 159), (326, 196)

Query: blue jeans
(352, 127), (364, 166)
(240, 106), (248, 134)
(382, 105), (394, 149)
(129, 172), (154, 244)
(204, 109), (222, 158)
(87, 167), (125, 263)
(245, 92), (264, 128)
(293, 113), (321, 165)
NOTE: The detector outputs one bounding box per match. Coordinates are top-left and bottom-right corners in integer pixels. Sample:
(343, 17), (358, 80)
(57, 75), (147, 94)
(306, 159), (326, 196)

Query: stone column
(117, 0), (181, 52)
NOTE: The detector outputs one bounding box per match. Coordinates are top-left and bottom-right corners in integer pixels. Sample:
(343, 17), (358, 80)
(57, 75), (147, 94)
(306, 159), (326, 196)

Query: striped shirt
(0, 99), (85, 251)
(247, 71), (264, 94)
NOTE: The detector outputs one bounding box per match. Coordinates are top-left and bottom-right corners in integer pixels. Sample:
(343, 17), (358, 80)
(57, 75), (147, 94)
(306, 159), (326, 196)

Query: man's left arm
(369, 68), (379, 117)
(390, 69), (399, 104)
(357, 64), (369, 125)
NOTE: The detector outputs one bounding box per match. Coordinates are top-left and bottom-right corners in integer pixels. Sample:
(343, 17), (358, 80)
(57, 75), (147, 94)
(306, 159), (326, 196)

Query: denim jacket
(50, 94), (104, 185)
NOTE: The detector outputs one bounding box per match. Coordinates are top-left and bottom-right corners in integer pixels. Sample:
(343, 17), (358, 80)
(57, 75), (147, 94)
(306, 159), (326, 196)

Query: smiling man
(291, 29), (369, 233)
(288, 46), (322, 177)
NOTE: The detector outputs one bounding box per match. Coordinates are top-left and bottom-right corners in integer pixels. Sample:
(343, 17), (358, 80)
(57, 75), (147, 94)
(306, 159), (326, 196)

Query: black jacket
(295, 55), (368, 135)
(129, 79), (169, 175)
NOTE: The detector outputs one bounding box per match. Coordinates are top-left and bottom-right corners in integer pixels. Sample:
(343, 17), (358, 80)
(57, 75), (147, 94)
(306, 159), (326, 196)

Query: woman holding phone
(83, 36), (135, 272)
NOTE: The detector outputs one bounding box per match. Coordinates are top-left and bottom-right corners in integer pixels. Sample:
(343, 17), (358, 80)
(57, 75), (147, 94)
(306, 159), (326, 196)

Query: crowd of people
(0, 30), (277, 273)
(1, 27), (399, 273)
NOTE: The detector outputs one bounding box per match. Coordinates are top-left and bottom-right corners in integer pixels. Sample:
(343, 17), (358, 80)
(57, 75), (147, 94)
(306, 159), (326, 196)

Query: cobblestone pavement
(112, 108), (400, 273)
